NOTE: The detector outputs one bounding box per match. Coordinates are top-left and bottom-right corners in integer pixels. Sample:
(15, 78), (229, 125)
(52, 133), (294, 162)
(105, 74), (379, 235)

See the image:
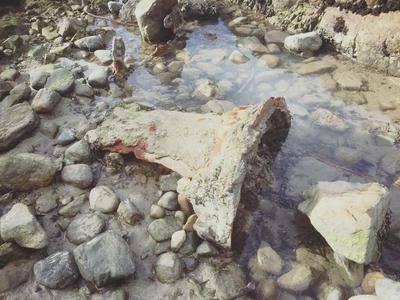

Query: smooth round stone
(259, 54), (280, 68)
(196, 241), (218, 257)
(150, 204), (165, 219)
(171, 230), (186, 252)
(67, 213), (105, 244)
(56, 128), (76, 145)
(158, 191), (178, 210)
(229, 50), (250, 64)
(61, 164), (93, 189)
(155, 252), (183, 283)
(361, 272), (384, 294)
(183, 214), (197, 231)
(64, 140), (92, 164)
(257, 243), (283, 275)
(175, 211), (186, 225)
(89, 186), (120, 213)
(88, 67), (108, 88)
(148, 218), (181, 242)
(277, 264), (314, 293)
(31, 88), (61, 113)
(257, 278), (277, 300)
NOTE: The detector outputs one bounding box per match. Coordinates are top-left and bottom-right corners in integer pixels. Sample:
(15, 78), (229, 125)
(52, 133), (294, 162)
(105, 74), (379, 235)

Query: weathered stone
(0, 153), (59, 191)
(35, 191), (58, 214)
(310, 108), (349, 133)
(196, 240), (218, 257)
(0, 259), (34, 293)
(45, 68), (74, 94)
(56, 128), (76, 146)
(33, 251), (79, 289)
(9, 83), (31, 106)
(85, 98), (290, 248)
(73, 231), (136, 287)
(299, 181), (389, 264)
(154, 252), (182, 283)
(265, 30), (289, 44)
(74, 35), (105, 51)
(31, 88), (61, 113)
(58, 17), (81, 38)
(159, 172), (181, 191)
(284, 32), (322, 52)
(229, 50), (250, 64)
(158, 191), (178, 210)
(375, 278), (400, 300)
(135, 0), (177, 43)
(0, 203), (47, 249)
(89, 186), (120, 213)
(61, 164), (93, 189)
(67, 213), (105, 244)
(64, 140), (92, 164)
(171, 230), (186, 252)
(277, 264), (314, 293)
(148, 217), (181, 242)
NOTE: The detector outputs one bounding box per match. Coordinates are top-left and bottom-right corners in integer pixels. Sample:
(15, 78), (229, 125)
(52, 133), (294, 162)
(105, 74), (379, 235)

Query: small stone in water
(155, 252), (183, 283)
(196, 241), (218, 257)
(117, 200), (143, 225)
(89, 186), (120, 213)
(229, 50), (249, 64)
(171, 230), (186, 252)
(56, 128), (76, 145)
(277, 264), (314, 293)
(183, 214), (197, 231)
(61, 164), (93, 189)
(158, 191), (178, 210)
(257, 242), (283, 275)
(150, 204), (165, 219)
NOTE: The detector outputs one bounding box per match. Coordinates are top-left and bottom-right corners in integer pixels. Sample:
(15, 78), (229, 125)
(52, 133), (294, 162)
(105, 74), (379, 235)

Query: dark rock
(0, 259), (34, 293)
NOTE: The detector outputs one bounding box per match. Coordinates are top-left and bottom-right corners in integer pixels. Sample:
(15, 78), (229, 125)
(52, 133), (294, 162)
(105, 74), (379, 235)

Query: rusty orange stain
(133, 141), (149, 161)
(104, 140), (135, 154)
(148, 122), (157, 133)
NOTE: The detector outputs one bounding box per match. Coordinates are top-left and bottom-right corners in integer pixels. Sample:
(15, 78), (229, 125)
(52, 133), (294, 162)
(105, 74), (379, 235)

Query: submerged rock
(74, 35), (105, 51)
(277, 264), (314, 293)
(89, 186), (120, 213)
(155, 252), (182, 283)
(299, 181), (389, 264)
(0, 260), (35, 293)
(31, 88), (61, 113)
(86, 97), (290, 248)
(61, 164), (93, 189)
(0, 203), (47, 249)
(72, 231), (136, 287)
(0, 153), (60, 191)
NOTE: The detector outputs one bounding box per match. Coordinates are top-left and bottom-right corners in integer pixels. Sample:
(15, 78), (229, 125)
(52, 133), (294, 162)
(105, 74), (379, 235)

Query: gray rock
(265, 30), (290, 44)
(171, 230), (186, 252)
(108, 1), (123, 14)
(117, 200), (143, 225)
(30, 70), (50, 90)
(155, 252), (183, 283)
(89, 186), (120, 213)
(148, 217), (181, 242)
(9, 83), (31, 106)
(61, 164), (93, 189)
(179, 231), (200, 255)
(94, 50), (113, 65)
(56, 128), (76, 145)
(72, 231), (136, 287)
(158, 191), (178, 210)
(67, 213), (105, 244)
(31, 88), (61, 113)
(74, 82), (94, 97)
(0, 69), (19, 81)
(0, 203), (47, 249)
(35, 192), (58, 214)
(33, 251), (79, 289)
(196, 241), (218, 257)
(74, 35), (105, 51)
(375, 278), (400, 300)
(0, 259), (35, 293)
(159, 173), (181, 192)
(45, 68), (74, 95)
(0, 153), (59, 191)
(58, 17), (81, 38)
(284, 32), (322, 53)
(150, 204), (165, 219)
(88, 67), (109, 88)
(238, 36), (268, 53)
(277, 264), (314, 293)
(64, 140), (92, 164)
(58, 193), (87, 217)
(256, 242), (283, 275)
(182, 256), (199, 272)
(229, 50), (250, 64)
(135, 0), (177, 43)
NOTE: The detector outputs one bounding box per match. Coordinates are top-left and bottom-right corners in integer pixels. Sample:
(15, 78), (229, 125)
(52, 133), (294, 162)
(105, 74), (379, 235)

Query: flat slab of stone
(86, 97), (290, 248)
(0, 103), (39, 151)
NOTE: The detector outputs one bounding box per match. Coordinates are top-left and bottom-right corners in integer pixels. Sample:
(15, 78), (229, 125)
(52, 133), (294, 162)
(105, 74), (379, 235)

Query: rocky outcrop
(86, 98), (290, 248)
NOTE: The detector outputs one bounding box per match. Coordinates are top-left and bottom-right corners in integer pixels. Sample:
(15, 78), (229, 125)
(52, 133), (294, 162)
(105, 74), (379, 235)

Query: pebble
(148, 217), (181, 242)
(150, 204), (165, 219)
(67, 213), (105, 244)
(183, 214), (197, 231)
(277, 264), (314, 293)
(61, 164), (93, 189)
(284, 32), (322, 52)
(158, 191), (178, 210)
(0, 203), (47, 249)
(33, 251), (79, 289)
(259, 54), (280, 68)
(89, 186), (120, 213)
(31, 88), (61, 113)
(171, 230), (186, 252)
(229, 50), (250, 64)
(257, 243), (284, 275)
(175, 211), (186, 225)
(64, 140), (92, 164)
(155, 252), (183, 283)
(196, 241), (218, 257)
(94, 49), (113, 65)
(117, 200), (143, 225)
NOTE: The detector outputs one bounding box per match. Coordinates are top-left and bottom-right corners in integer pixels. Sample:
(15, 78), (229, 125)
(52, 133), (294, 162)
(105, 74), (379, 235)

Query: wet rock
(117, 200), (143, 225)
(150, 204), (165, 219)
(67, 213), (105, 244)
(201, 99), (235, 114)
(56, 128), (76, 145)
(89, 186), (120, 213)
(196, 240), (218, 257)
(171, 230), (186, 252)
(74, 35), (105, 51)
(333, 71), (364, 91)
(257, 278), (277, 300)
(42, 26), (60, 41)
(178, 195), (194, 216)
(58, 193), (87, 217)
(238, 36), (268, 53)
(317, 283), (343, 300)
(0, 259), (35, 293)
(135, 0), (177, 43)
(284, 32), (322, 53)
(30, 69), (50, 90)
(0, 153), (59, 191)
(159, 172), (181, 191)
(361, 272), (384, 294)
(193, 79), (218, 99)
(294, 60), (337, 75)
(229, 50), (249, 64)
(108, 1), (123, 14)
(158, 191), (178, 210)
(299, 181), (389, 264)
(155, 252), (183, 283)
(9, 83), (31, 106)
(257, 242), (283, 275)
(265, 30), (289, 44)
(35, 192), (58, 214)
(45, 68), (74, 95)
(61, 164), (93, 189)
(0, 68), (19, 81)
(31, 88), (61, 113)
(0, 203), (47, 249)
(277, 264), (313, 293)
(33, 251), (79, 289)
(73, 231), (136, 287)
(259, 54), (280, 68)
(64, 140), (92, 164)
(182, 256), (199, 272)
(88, 67), (109, 88)
(94, 50), (113, 65)
(58, 17), (81, 38)
(148, 217), (181, 242)
(375, 278), (400, 300)
(310, 108), (349, 133)
(0, 80), (12, 99)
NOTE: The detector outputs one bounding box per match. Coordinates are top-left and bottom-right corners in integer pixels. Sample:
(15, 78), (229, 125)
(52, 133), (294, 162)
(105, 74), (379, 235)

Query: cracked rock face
(86, 97), (290, 248)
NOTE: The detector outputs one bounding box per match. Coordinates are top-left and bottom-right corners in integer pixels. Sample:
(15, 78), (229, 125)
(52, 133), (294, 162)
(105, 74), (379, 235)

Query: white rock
(284, 32), (322, 52)
(256, 243), (283, 275)
(299, 181), (389, 264)
(310, 108), (349, 132)
(89, 186), (120, 213)
(171, 230), (186, 251)
(375, 278), (400, 300)
(229, 50), (249, 64)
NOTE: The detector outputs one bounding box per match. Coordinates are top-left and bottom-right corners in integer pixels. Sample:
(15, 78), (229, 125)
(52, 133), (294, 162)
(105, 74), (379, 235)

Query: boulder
(33, 251), (79, 289)
(0, 103), (39, 151)
(284, 31), (322, 52)
(299, 181), (389, 264)
(0, 153), (60, 191)
(72, 231), (136, 287)
(134, 0), (177, 43)
(0, 203), (47, 249)
(85, 97), (290, 248)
